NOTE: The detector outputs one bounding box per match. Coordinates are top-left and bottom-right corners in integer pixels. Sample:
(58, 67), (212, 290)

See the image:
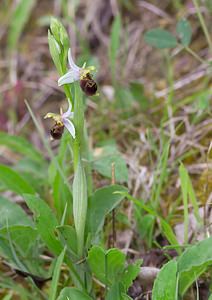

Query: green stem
(73, 138), (80, 171)
(82, 124), (93, 196)
(185, 46), (207, 64)
(192, 0), (212, 54)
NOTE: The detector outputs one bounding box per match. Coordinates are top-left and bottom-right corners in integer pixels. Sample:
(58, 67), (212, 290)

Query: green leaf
(160, 220), (180, 252)
(178, 237), (212, 295)
(7, 0), (36, 51)
(0, 196), (33, 228)
(87, 246), (106, 283)
(73, 160), (87, 257)
(53, 172), (72, 221)
(176, 19), (192, 46)
(178, 265), (206, 296)
(57, 225), (78, 258)
(48, 30), (62, 75)
(120, 259), (142, 291)
(106, 282), (122, 300)
(106, 248), (126, 284)
(179, 163), (202, 244)
(144, 29), (177, 49)
(24, 194), (62, 255)
(14, 158), (48, 194)
(109, 14), (122, 78)
(57, 287), (93, 300)
(87, 246), (125, 286)
(0, 225), (37, 257)
(93, 145), (128, 183)
(49, 247), (66, 300)
(0, 132), (44, 163)
(129, 82), (149, 110)
(0, 165), (35, 195)
(0, 225), (39, 273)
(135, 211), (155, 248)
(152, 260), (178, 300)
(87, 185), (127, 239)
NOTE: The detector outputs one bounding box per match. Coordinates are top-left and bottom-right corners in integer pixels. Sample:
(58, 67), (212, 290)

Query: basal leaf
(176, 19), (192, 46)
(0, 165), (36, 195)
(87, 185), (127, 239)
(88, 246), (126, 286)
(57, 225), (77, 258)
(152, 260), (178, 300)
(57, 287), (93, 300)
(144, 28), (177, 49)
(120, 259), (142, 292)
(93, 145), (128, 183)
(24, 194), (62, 255)
(0, 196), (33, 228)
(178, 237), (212, 295)
(0, 132), (44, 163)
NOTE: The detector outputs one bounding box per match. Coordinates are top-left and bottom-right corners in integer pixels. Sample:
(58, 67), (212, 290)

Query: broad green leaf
(0, 225), (45, 279)
(49, 247), (66, 300)
(144, 29), (177, 49)
(0, 225), (39, 272)
(93, 145), (128, 183)
(87, 246), (106, 283)
(106, 248), (126, 284)
(88, 246), (125, 286)
(106, 282), (122, 300)
(57, 225), (77, 257)
(209, 294), (212, 300)
(176, 19), (192, 46)
(15, 158), (47, 181)
(0, 196), (33, 228)
(0, 165), (35, 195)
(129, 82), (149, 110)
(178, 265), (206, 296)
(0, 226), (37, 257)
(152, 260), (178, 300)
(120, 259), (142, 292)
(87, 185), (127, 238)
(24, 194), (62, 255)
(178, 237), (212, 295)
(7, 0), (36, 51)
(53, 172), (72, 221)
(0, 132), (44, 163)
(57, 287), (93, 300)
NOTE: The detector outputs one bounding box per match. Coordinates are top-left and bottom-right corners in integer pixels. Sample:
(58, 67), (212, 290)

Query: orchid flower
(58, 49), (97, 96)
(44, 101), (75, 139)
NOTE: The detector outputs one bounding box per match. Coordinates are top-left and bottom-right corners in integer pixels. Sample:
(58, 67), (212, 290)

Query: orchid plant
(42, 17), (141, 300)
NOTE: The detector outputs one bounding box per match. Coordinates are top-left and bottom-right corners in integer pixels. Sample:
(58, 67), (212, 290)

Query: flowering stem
(192, 0), (212, 55)
(72, 83), (88, 258)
